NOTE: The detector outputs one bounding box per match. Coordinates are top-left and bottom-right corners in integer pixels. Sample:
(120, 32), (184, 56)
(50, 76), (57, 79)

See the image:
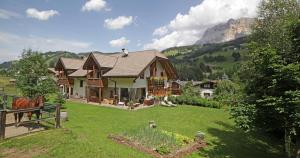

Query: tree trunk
(285, 128), (292, 158)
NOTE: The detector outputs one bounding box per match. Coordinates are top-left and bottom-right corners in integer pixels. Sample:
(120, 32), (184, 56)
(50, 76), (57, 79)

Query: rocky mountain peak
(195, 17), (255, 45)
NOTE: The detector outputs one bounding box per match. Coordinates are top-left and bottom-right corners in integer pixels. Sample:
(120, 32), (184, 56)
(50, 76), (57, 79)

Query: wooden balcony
(57, 78), (74, 86)
(148, 86), (168, 96)
(87, 78), (104, 87)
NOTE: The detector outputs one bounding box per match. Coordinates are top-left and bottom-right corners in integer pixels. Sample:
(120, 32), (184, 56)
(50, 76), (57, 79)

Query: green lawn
(0, 76), (20, 96)
(0, 102), (285, 158)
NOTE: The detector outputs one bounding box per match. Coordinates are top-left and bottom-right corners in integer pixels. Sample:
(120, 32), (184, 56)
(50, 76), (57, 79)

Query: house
(177, 80), (218, 98)
(82, 50), (178, 104)
(55, 57), (87, 98)
(54, 50), (179, 105)
(8, 79), (16, 85)
(197, 80), (218, 98)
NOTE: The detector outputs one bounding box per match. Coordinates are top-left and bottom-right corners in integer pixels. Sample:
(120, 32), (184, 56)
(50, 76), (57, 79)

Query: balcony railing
(87, 78), (104, 87)
(57, 78), (74, 86)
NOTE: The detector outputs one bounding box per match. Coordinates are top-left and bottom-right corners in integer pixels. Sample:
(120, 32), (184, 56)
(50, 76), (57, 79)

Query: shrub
(214, 80), (242, 106)
(156, 145), (171, 155)
(169, 95), (221, 109)
(161, 130), (193, 146)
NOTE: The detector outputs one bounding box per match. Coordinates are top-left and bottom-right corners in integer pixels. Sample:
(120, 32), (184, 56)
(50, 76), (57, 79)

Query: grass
(0, 76), (20, 96)
(0, 102), (285, 158)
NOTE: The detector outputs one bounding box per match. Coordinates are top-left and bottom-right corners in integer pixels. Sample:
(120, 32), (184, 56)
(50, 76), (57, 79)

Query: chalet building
(55, 58), (87, 98)
(82, 50), (178, 104)
(53, 50), (179, 104)
(198, 81), (218, 98)
(177, 80), (218, 98)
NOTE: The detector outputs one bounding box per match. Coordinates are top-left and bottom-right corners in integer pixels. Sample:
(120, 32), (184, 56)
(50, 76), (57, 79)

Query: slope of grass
(0, 102), (284, 158)
(0, 76), (20, 96)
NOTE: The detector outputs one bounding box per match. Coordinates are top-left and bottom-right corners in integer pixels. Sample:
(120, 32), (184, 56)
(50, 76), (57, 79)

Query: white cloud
(104, 16), (133, 30)
(0, 31), (92, 62)
(26, 8), (59, 20)
(144, 0), (261, 50)
(109, 37), (130, 47)
(0, 9), (20, 19)
(153, 26), (169, 36)
(82, 0), (107, 12)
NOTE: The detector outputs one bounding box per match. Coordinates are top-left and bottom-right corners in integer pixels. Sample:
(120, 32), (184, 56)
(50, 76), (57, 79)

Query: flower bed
(108, 127), (206, 157)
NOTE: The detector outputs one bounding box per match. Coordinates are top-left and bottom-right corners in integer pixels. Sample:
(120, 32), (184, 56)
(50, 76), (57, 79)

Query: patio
(68, 98), (156, 110)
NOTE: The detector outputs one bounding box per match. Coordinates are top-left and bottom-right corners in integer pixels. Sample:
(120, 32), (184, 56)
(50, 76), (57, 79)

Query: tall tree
(232, 52), (241, 61)
(231, 0), (300, 157)
(14, 49), (57, 98)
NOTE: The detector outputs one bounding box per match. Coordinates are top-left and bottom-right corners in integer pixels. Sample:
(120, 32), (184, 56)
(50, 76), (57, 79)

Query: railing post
(55, 104), (61, 128)
(0, 110), (6, 140)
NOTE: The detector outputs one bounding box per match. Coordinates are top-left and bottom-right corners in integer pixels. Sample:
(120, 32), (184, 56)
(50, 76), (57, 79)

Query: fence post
(55, 104), (61, 128)
(0, 110), (6, 140)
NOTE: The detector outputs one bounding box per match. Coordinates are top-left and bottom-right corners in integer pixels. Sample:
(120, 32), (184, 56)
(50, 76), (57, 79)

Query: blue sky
(0, 0), (260, 62)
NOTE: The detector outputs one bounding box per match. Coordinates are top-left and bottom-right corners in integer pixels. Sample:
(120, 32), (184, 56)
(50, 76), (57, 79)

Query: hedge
(168, 95), (221, 109)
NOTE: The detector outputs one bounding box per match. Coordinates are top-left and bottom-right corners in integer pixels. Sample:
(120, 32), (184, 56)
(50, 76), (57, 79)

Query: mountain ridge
(195, 17), (254, 45)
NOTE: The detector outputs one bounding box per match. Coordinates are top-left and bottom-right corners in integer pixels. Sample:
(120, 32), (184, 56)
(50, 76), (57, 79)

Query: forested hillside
(162, 37), (248, 80)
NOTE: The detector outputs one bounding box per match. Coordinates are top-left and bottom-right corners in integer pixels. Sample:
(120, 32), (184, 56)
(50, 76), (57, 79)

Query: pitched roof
(102, 50), (168, 77)
(68, 68), (87, 77)
(92, 53), (118, 68)
(68, 58), (88, 77)
(60, 58), (84, 70)
(48, 68), (56, 74)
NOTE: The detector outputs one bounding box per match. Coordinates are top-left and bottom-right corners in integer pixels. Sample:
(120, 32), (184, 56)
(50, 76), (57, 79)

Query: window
(80, 80), (84, 87)
(203, 84), (210, 88)
(161, 72), (164, 77)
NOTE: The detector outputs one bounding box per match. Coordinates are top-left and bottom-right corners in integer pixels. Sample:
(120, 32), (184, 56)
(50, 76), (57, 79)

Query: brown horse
(12, 96), (45, 126)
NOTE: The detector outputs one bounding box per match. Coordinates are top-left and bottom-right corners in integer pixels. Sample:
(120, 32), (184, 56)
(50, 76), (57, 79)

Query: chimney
(122, 48), (128, 57)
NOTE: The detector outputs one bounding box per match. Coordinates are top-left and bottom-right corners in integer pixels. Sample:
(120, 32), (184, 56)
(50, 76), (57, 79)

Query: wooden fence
(0, 93), (61, 140)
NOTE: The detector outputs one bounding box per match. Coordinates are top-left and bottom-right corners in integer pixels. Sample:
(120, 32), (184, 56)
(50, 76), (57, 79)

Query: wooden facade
(55, 58), (76, 96)
(147, 59), (178, 97)
(83, 54), (107, 103)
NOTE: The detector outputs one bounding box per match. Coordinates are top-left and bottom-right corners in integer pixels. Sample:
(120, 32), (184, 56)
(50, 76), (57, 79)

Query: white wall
(106, 61), (167, 89)
(200, 89), (214, 99)
(107, 78), (147, 88)
(72, 78), (86, 98)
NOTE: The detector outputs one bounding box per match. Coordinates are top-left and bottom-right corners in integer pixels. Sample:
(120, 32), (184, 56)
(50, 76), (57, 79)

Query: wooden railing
(0, 93), (61, 140)
(87, 78), (104, 87)
(57, 78), (74, 86)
